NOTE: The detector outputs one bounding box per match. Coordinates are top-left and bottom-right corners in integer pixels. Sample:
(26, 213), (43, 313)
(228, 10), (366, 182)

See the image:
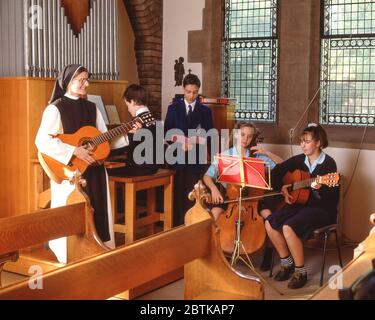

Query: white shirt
(136, 106), (150, 116)
(184, 99), (196, 115)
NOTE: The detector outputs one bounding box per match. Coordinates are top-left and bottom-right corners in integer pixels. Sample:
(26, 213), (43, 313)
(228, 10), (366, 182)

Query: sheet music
(105, 105), (121, 124)
(87, 95), (109, 125)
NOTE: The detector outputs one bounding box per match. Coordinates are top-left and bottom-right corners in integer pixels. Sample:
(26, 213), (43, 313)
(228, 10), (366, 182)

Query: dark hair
(123, 84), (148, 106)
(229, 121), (260, 149)
(74, 66), (90, 78)
(301, 124), (328, 149)
(183, 74), (201, 88)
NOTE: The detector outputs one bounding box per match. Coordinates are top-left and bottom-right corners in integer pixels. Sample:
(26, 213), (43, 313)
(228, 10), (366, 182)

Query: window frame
(222, 0), (279, 124)
(318, 0), (375, 148)
(319, 0), (375, 128)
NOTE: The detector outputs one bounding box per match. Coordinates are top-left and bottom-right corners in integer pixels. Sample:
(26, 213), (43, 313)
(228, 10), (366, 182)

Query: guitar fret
(90, 114), (151, 147)
(292, 177), (316, 191)
(106, 131), (113, 140)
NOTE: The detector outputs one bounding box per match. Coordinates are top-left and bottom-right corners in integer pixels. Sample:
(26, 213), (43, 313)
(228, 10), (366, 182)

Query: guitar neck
(292, 177), (316, 191)
(90, 119), (139, 146)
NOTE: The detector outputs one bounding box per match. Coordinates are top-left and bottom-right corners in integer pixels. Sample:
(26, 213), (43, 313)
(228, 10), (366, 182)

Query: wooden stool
(108, 169), (174, 245)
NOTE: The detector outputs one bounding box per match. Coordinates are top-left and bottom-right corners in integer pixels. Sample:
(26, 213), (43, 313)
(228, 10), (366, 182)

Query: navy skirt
(266, 205), (336, 240)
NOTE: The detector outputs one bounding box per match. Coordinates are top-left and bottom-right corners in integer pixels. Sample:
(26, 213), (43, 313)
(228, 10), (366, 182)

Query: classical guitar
(38, 112), (155, 184)
(277, 169), (340, 208)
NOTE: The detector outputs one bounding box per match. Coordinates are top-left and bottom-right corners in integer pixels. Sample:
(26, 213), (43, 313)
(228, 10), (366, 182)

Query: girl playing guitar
(260, 123), (340, 289)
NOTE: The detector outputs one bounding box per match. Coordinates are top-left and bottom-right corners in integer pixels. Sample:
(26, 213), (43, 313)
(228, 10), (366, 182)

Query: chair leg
(334, 230), (343, 267)
(320, 231), (329, 287)
(269, 248), (275, 278)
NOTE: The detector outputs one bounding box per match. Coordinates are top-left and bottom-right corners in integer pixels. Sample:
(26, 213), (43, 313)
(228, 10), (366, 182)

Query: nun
(35, 64), (132, 263)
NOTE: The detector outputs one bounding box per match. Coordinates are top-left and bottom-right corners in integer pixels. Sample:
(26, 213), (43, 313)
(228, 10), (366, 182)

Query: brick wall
(123, 0), (163, 119)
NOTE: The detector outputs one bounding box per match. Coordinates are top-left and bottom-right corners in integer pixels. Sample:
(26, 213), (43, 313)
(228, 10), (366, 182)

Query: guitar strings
(89, 113), (152, 146)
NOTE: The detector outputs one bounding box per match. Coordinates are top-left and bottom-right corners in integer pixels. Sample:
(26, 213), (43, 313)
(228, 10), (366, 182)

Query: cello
(215, 131), (268, 256)
(216, 183), (266, 256)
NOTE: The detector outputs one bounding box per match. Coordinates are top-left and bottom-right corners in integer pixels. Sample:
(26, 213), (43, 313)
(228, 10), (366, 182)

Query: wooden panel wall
(0, 77), (128, 218)
(0, 78), (29, 217)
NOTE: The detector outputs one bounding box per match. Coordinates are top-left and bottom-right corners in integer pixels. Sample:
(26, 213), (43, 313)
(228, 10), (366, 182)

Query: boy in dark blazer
(164, 74), (214, 226)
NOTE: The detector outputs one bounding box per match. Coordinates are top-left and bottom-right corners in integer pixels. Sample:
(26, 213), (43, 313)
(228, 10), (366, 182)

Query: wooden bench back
(0, 177), (107, 262)
(0, 203), (85, 256)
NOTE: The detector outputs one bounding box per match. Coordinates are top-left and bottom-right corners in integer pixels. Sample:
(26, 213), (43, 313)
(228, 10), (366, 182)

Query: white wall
(264, 143), (375, 243)
(162, 0), (205, 118)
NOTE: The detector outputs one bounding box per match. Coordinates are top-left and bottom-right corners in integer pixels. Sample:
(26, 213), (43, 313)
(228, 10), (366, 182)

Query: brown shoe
(288, 272), (307, 289)
(274, 264), (295, 281)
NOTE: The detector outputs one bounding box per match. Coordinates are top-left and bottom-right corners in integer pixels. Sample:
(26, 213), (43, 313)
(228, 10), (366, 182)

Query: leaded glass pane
(324, 0), (375, 36)
(222, 0), (278, 122)
(320, 0), (375, 126)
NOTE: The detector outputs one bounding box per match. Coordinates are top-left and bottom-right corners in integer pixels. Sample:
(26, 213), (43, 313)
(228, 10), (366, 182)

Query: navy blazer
(164, 98), (213, 136)
(164, 98), (213, 171)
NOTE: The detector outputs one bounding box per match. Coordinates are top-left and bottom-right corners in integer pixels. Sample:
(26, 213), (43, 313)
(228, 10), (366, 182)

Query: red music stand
(216, 154), (272, 189)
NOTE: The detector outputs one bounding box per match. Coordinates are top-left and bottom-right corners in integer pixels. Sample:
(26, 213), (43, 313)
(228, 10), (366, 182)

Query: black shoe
(260, 248), (273, 271)
(288, 272), (307, 289)
(274, 264), (295, 281)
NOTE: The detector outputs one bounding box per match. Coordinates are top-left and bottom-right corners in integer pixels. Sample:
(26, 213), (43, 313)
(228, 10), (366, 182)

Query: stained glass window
(320, 0), (375, 126)
(222, 0), (278, 122)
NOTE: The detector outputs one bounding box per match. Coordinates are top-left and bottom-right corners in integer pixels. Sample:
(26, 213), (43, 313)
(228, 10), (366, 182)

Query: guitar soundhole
(82, 140), (95, 151)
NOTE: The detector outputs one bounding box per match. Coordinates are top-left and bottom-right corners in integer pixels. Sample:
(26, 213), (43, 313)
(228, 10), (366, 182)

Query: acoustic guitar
(38, 112), (155, 184)
(278, 169), (340, 208)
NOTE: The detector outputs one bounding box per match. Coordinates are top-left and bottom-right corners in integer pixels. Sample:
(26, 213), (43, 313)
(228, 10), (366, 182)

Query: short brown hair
(183, 74), (201, 88)
(123, 84), (148, 106)
(301, 124), (328, 149)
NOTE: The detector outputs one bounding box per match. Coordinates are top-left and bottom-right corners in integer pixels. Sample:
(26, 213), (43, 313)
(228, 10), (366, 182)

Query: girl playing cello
(203, 121), (283, 220)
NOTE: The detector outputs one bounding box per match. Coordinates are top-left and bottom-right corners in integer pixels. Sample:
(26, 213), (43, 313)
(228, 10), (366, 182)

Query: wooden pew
(0, 172), (181, 299)
(0, 175), (107, 278)
(0, 181), (264, 300)
(311, 214), (375, 300)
